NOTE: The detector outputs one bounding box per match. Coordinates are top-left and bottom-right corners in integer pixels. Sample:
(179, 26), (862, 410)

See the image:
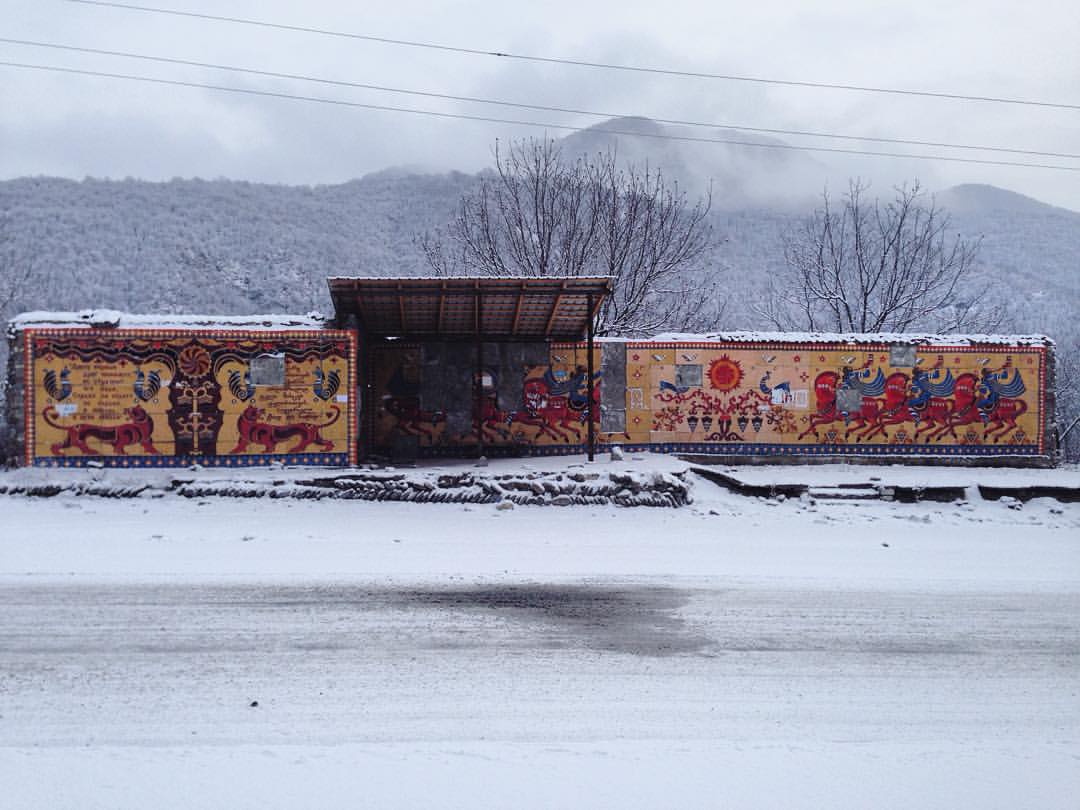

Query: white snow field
(1, 460), (1078, 809)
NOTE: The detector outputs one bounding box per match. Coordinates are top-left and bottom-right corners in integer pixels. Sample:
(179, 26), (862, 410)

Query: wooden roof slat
(328, 275), (612, 340)
(436, 280), (446, 333)
(544, 282), (568, 336)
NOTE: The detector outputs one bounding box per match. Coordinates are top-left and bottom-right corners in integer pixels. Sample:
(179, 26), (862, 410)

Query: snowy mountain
(0, 172), (479, 317)
(1, 161), (1076, 341)
(936, 183), (1078, 216)
(2, 118), (1077, 458)
(934, 184), (1080, 339)
(1, 135), (1075, 337)
(559, 116), (825, 209)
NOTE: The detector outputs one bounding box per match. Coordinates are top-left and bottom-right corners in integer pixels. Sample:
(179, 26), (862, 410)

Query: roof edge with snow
(6, 312), (1055, 348)
(639, 331), (1054, 347)
(7, 310), (331, 336)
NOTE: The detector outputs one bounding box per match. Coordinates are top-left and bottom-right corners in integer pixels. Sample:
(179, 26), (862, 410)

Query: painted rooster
(43, 367), (72, 401)
(228, 368), (255, 401)
(313, 367), (341, 401)
(133, 368), (162, 402)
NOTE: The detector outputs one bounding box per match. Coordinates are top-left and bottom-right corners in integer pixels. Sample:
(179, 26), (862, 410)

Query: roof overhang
(327, 276), (613, 341)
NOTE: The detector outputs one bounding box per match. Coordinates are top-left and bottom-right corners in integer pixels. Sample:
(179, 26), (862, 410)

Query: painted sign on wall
(24, 328), (357, 467)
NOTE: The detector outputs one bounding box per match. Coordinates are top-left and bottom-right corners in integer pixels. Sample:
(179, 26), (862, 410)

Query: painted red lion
(43, 405), (161, 456)
(230, 404), (340, 454)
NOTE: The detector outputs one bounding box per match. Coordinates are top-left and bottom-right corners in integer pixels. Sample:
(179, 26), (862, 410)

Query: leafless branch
(421, 137), (717, 335)
(765, 179), (994, 334)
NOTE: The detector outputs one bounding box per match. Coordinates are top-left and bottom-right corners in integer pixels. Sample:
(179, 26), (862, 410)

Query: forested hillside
(0, 171), (478, 317)
(7, 174), (1073, 327)
(2, 165), (1077, 458)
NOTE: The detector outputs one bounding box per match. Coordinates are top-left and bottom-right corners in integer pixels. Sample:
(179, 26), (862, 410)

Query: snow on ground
(1, 463), (1078, 809)
(701, 460), (1080, 489)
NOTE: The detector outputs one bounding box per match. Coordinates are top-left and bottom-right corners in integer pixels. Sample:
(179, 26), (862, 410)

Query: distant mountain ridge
(559, 116), (826, 209)
(936, 183), (1080, 216)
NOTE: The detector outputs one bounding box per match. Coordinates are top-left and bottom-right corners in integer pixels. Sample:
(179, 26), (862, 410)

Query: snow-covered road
(2, 481), (1078, 808)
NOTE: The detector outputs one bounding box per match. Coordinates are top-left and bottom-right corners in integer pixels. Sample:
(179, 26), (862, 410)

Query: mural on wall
(369, 339), (1047, 458)
(626, 342), (1047, 456)
(25, 329), (357, 467)
(476, 363), (601, 445)
(371, 343), (603, 453)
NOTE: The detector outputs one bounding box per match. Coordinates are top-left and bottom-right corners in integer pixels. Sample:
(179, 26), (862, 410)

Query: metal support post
(476, 333), (484, 459)
(587, 293), (595, 462)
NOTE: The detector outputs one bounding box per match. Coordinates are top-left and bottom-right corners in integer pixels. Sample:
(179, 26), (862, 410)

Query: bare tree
(422, 137), (716, 335)
(757, 179), (1000, 333)
(591, 156), (717, 335)
(423, 138), (600, 279)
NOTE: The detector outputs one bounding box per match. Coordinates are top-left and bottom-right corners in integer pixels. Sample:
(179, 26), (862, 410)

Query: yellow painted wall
(370, 339), (1047, 457)
(25, 329), (356, 466)
(621, 342), (1046, 453)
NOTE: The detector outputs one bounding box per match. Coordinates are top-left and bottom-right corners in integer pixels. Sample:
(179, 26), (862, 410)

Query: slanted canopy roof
(327, 276), (612, 340)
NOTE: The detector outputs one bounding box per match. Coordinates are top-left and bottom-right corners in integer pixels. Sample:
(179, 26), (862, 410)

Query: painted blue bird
(660, 379), (690, 394)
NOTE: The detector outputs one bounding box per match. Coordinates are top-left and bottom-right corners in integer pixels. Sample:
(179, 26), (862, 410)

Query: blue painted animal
(759, 371), (791, 397)
(840, 367), (886, 397)
(908, 367), (955, 413)
(543, 366), (601, 409)
(977, 368), (1025, 414)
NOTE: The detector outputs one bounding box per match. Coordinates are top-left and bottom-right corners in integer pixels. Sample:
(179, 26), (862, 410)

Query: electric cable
(1, 59), (1076, 172)
(3, 37), (1075, 160)
(62, 0), (1080, 111)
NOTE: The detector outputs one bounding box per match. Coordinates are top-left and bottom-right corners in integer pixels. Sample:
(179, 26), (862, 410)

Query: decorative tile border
(32, 452), (351, 468)
(415, 441), (1045, 459)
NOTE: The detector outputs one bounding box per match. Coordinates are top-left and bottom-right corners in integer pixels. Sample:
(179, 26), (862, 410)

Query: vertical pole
(587, 293), (595, 462)
(476, 335), (485, 459)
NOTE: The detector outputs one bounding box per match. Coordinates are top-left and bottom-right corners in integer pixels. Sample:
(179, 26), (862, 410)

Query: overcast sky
(2, 0), (1078, 210)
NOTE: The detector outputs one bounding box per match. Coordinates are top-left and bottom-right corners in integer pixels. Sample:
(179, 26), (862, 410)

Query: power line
(63, 0), (1080, 112)
(5, 36), (1077, 161)
(3, 60), (1077, 173)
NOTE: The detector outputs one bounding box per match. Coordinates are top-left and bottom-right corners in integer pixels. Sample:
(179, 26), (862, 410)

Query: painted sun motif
(707, 355), (743, 392)
(177, 345), (212, 378)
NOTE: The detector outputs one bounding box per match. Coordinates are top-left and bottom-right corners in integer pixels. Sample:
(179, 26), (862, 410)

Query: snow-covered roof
(7, 310), (330, 335)
(6, 312), (1055, 348)
(325, 275), (618, 282)
(640, 331), (1055, 347)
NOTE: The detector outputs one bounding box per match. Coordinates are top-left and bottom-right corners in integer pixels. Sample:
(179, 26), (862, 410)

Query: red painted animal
(383, 396), (445, 443)
(44, 405), (161, 456)
(931, 374), (1028, 444)
(798, 371), (843, 440)
(230, 404), (340, 454)
(981, 397), (1029, 443)
(920, 372), (978, 442)
(850, 372), (912, 442)
(473, 378), (592, 445)
(519, 378), (585, 441)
